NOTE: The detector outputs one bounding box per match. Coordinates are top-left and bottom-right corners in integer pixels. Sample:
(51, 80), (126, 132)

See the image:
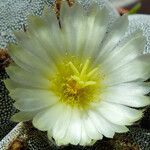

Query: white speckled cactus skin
(109, 0), (138, 7)
(0, 0), (118, 49)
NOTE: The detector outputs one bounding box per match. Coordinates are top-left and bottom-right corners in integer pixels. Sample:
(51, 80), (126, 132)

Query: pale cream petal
(93, 109), (129, 133)
(11, 111), (38, 122)
(8, 44), (53, 76)
(83, 113), (103, 140)
(104, 82), (150, 96)
(101, 82), (150, 107)
(6, 65), (51, 89)
(88, 110), (115, 138)
(27, 21), (67, 63)
(104, 54), (150, 86)
(54, 108), (93, 146)
(24, 8), (65, 59)
(61, 4), (109, 58)
(95, 15), (129, 63)
(61, 3), (87, 55)
(61, 108), (82, 145)
(13, 13), (65, 67)
(11, 89), (58, 111)
(79, 120), (91, 146)
(13, 31), (50, 66)
(4, 79), (22, 91)
(52, 105), (72, 141)
(98, 101), (143, 125)
(33, 103), (64, 131)
(82, 7), (109, 58)
(103, 94), (150, 108)
(110, 124), (129, 133)
(100, 31), (146, 72)
(27, 13), (56, 33)
(7, 48), (35, 73)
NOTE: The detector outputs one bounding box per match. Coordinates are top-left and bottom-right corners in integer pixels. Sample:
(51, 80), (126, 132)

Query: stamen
(71, 75), (80, 82)
(51, 57), (103, 109)
(68, 61), (79, 75)
(83, 81), (96, 87)
(80, 59), (90, 78)
(87, 67), (99, 77)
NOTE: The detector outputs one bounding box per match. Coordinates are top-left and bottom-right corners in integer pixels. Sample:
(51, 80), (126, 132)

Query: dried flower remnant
(8, 139), (27, 150)
(0, 49), (12, 69)
(53, 0), (75, 28)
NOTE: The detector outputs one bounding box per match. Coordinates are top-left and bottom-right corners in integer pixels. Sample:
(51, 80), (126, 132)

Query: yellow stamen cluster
(51, 56), (105, 109)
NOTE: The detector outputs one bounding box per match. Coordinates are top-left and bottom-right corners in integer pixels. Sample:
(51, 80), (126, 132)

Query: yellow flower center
(51, 55), (105, 109)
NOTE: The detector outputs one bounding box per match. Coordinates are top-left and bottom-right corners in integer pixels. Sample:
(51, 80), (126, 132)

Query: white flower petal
(14, 32), (50, 66)
(83, 113), (103, 140)
(31, 24), (67, 62)
(101, 82), (150, 107)
(79, 120), (92, 146)
(11, 111), (38, 122)
(106, 82), (150, 96)
(104, 54), (150, 86)
(83, 7), (109, 57)
(96, 14), (129, 63)
(82, 6), (109, 57)
(52, 106), (72, 141)
(61, 3), (85, 55)
(98, 101), (143, 125)
(8, 44), (54, 76)
(33, 103), (64, 131)
(103, 95), (150, 108)
(88, 110), (115, 138)
(109, 124), (129, 133)
(6, 65), (51, 89)
(96, 110), (129, 133)
(61, 108), (82, 145)
(62, 4), (109, 58)
(101, 31), (146, 72)
(12, 89), (58, 111)
(4, 79), (21, 91)
(27, 11), (66, 61)
(27, 10), (57, 34)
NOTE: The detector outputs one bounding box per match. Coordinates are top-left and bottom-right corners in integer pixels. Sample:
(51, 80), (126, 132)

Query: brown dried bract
(55, 0), (75, 11)
(66, 0), (75, 7)
(54, 0), (75, 28)
(118, 8), (129, 15)
(0, 49), (12, 69)
(8, 139), (27, 150)
(55, 0), (62, 17)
